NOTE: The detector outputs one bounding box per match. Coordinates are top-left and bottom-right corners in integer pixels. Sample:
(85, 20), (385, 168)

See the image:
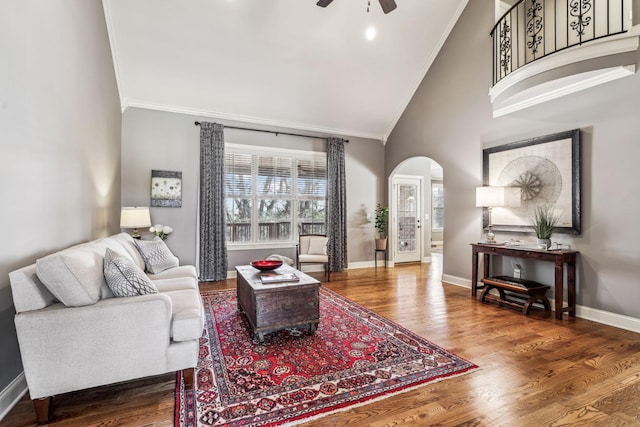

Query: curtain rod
(194, 121), (348, 143)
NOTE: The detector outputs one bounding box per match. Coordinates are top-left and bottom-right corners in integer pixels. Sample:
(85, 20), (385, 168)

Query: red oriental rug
(175, 288), (478, 426)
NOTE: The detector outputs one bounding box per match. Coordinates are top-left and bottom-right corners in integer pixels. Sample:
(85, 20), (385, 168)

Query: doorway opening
(389, 157), (444, 264)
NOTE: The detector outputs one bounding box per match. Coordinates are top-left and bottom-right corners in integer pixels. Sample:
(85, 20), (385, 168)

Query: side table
(236, 264), (320, 342)
(374, 248), (387, 268)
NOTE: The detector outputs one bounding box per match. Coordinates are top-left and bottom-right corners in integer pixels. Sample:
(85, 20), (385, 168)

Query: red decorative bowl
(251, 260), (283, 271)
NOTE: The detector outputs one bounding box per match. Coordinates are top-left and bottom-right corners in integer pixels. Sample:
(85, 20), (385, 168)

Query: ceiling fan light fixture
(379, 0), (397, 14)
(316, 0), (397, 14)
(316, 0), (333, 7)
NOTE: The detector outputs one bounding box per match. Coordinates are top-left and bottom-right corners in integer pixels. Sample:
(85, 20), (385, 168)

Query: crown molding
(124, 100), (384, 142)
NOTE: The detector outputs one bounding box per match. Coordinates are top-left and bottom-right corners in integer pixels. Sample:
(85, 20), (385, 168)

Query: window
(224, 145), (326, 245)
(431, 182), (444, 230)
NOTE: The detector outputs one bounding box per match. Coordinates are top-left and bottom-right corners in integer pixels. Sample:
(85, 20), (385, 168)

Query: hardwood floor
(3, 258), (640, 426)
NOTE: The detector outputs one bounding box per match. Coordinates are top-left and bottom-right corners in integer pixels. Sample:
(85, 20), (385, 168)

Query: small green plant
(532, 204), (560, 239)
(374, 204), (389, 238)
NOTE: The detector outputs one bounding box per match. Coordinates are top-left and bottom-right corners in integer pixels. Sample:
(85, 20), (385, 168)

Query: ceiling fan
(316, 0), (398, 15)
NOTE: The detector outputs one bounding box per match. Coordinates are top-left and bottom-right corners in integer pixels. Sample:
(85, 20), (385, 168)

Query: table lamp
(120, 207), (151, 239)
(476, 186), (521, 243)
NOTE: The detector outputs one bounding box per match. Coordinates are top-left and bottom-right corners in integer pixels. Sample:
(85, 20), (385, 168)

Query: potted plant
(374, 204), (389, 250)
(532, 204), (560, 249)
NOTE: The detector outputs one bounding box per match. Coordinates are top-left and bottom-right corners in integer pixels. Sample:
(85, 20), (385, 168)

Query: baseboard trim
(575, 305), (640, 333)
(346, 261), (371, 270)
(442, 274), (471, 289)
(441, 274), (640, 333)
(0, 372), (27, 422)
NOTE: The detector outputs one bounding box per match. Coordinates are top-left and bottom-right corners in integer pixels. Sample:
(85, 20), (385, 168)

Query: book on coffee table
(260, 272), (300, 284)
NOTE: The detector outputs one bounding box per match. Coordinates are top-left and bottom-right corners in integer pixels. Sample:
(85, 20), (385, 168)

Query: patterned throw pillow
(134, 237), (180, 274)
(103, 249), (158, 297)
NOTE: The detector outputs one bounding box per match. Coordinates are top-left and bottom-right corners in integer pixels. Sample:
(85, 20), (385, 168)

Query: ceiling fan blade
(379, 0), (397, 14)
(316, 0), (334, 7)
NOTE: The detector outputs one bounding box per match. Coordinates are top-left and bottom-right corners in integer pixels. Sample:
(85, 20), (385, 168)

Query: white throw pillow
(308, 237), (328, 255)
(266, 254), (294, 266)
(134, 237), (180, 274)
(103, 249), (158, 297)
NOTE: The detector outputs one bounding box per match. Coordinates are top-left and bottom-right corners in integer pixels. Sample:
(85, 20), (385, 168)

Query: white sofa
(9, 232), (203, 423)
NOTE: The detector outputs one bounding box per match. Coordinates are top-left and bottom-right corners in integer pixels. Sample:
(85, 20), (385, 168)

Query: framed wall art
(482, 129), (581, 234)
(151, 170), (182, 207)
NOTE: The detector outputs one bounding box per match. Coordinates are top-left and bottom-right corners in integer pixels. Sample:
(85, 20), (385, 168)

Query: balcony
(490, 0), (638, 117)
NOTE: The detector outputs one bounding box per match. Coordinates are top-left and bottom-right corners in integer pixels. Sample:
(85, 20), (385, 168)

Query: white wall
(121, 107), (385, 271)
(0, 0), (121, 404)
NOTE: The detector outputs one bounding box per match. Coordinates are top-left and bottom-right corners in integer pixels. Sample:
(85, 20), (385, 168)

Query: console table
(471, 243), (579, 320)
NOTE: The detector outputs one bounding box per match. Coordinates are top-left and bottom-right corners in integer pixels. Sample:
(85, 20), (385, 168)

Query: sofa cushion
(112, 232), (146, 270)
(152, 277), (198, 293)
(104, 249), (158, 297)
(134, 237), (179, 274)
(146, 265), (198, 281)
(35, 244), (105, 307)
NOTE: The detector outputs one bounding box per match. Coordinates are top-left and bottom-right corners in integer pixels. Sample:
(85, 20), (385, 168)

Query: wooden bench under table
(480, 275), (551, 315)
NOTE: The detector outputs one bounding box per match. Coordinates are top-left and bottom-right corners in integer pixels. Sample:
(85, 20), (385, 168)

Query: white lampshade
(476, 186), (521, 208)
(120, 207), (151, 228)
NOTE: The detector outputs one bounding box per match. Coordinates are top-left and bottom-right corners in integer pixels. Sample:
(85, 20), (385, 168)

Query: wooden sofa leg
(183, 368), (195, 390)
(33, 396), (52, 424)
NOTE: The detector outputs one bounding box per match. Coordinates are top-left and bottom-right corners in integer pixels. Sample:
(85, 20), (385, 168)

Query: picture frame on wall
(483, 129), (581, 235)
(151, 170), (182, 207)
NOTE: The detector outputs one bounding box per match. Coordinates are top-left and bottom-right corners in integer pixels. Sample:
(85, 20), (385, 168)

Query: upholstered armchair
(296, 234), (330, 281)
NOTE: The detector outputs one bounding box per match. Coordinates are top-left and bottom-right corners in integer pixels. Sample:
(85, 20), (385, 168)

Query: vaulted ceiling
(103, 0), (468, 141)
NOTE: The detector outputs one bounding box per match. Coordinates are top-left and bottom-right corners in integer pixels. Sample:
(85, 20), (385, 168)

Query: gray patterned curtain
(326, 137), (347, 272)
(198, 122), (227, 281)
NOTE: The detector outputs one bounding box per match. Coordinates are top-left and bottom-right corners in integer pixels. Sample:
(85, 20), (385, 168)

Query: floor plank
(3, 258), (640, 426)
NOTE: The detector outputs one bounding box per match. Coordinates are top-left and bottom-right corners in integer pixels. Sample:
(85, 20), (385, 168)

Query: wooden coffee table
(235, 264), (321, 342)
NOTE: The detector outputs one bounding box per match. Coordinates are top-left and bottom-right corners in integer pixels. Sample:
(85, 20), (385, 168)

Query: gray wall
(0, 1), (121, 394)
(121, 107), (385, 271)
(385, 0), (640, 318)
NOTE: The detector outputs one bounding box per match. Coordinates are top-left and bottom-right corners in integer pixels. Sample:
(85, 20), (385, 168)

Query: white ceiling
(103, 0), (468, 141)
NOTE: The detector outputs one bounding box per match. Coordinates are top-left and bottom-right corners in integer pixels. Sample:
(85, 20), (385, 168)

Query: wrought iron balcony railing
(491, 0), (630, 86)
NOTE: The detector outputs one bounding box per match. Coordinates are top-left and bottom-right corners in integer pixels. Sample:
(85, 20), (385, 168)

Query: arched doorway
(388, 156), (444, 264)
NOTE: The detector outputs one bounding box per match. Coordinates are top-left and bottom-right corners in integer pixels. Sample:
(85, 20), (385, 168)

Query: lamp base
(485, 225), (496, 244)
(131, 228), (141, 239)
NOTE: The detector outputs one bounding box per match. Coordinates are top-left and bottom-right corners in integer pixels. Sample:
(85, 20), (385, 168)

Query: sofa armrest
(15, 294), (174, 399)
